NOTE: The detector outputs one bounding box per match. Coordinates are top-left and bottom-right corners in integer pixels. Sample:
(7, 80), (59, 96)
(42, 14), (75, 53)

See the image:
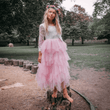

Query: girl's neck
(48, 20), (55, 26)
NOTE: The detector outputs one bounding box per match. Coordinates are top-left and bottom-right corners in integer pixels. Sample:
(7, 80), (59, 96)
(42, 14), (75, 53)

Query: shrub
(0, 40), (8, 47)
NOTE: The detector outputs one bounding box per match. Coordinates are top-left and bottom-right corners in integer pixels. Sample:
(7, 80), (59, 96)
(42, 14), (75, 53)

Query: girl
(36, 5), (73, 103)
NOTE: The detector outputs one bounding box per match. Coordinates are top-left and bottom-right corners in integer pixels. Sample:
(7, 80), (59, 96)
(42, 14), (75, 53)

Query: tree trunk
(108, 38), (110, 44)
(27, 40), (29, 46)
(72, 38), (74, 46)
(35, 37), (38, 48)
(46, 86), (72, 110)
(81, 37), (84, 44)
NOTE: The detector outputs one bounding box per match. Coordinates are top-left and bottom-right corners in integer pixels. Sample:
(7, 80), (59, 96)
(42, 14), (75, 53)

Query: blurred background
(0, 0), (110, 47)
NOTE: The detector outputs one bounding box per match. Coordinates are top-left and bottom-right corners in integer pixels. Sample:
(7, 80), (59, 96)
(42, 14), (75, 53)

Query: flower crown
(46, 5), (60, 15)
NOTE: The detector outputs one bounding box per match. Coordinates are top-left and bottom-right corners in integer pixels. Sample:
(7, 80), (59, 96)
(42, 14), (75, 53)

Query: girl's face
(47, 8), (56, 22)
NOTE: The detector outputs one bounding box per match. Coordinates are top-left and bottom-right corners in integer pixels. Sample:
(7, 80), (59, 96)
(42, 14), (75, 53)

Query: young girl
(36, 5), (73, 103)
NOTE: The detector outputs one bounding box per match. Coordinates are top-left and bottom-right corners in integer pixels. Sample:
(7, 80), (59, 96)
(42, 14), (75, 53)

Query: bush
(0, 40), (8, 47)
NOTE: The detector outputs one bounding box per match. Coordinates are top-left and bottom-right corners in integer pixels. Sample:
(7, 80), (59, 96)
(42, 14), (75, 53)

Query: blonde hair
(42, 8), (62, 35)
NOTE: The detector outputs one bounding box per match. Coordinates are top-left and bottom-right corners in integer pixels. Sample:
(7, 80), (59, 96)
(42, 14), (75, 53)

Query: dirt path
(70, 67), (110, 110)
(0, 64), (110, 110)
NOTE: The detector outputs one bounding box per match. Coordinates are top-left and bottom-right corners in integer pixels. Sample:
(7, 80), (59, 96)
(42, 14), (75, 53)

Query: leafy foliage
(0, 0), (93, 46)
(61, 5), (93, 44)
(0, 0), (64, 45)
(93, 0), (110, 43)
(93, 0), (110, 18)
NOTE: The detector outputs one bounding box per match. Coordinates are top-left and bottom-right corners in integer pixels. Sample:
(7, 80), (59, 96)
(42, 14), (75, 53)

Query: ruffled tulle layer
(36, 38), (71, 92)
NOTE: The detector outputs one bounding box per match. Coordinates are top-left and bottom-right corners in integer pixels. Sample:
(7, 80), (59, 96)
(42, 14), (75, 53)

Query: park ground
(0, 43), (110, 110)
(0, 64), (110, 110)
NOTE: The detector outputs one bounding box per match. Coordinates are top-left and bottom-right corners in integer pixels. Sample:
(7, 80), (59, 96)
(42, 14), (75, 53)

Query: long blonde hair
(42, 8), (62, 35)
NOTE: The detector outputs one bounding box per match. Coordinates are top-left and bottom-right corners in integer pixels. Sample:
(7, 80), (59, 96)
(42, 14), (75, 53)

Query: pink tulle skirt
(36, 38), (71, 92)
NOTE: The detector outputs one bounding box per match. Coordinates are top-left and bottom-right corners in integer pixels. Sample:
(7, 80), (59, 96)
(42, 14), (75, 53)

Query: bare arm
(38, 51), (42, 63)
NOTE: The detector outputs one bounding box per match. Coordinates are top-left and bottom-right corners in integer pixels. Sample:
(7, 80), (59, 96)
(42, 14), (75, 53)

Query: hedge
(0, 40), (8, 47)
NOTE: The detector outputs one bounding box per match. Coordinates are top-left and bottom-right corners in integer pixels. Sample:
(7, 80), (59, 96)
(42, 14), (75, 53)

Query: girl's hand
(38, 56), (42, 63)
(38, 51), (42, 63)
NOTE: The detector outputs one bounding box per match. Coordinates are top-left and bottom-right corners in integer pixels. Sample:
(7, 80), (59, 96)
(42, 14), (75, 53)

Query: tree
(93, 0), (110, 18)
(0, 0), (65, 46)
(62, 5), (93, 45)
(89, 18), (104, 38)
(93, 0), (110, 43)
(0, 0), (14, 34)
(70, 25), (80, 45)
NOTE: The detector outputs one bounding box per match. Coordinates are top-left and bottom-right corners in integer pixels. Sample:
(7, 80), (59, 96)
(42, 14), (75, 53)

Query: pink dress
(36, 23), (71, 92)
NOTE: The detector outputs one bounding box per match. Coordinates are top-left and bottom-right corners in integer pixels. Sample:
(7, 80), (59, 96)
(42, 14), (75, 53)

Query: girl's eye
(48, 10), (55, 14)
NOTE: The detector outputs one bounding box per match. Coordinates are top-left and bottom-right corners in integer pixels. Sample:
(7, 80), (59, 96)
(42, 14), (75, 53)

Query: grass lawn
(67, 44), (110, 71)
(0, 44), (110, 71)
(0, 46), (38, 64)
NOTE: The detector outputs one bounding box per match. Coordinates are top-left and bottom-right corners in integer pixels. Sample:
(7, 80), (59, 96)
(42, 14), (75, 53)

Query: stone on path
(26, 64), (32, 70)
(0, 58), (8, 64)
(13, 59), (19, 66)
(4, 59), (13, 66)
(31, 65), (38, 74)
(23, 61), (34, 71)
(19, 60), (24, 67)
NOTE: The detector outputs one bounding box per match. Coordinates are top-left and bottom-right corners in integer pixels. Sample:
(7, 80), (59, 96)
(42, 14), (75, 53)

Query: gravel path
(0, 64), (110, 110)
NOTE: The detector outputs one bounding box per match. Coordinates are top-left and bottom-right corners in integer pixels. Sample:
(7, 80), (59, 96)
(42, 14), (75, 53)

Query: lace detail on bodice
(38, 23), (63, 51)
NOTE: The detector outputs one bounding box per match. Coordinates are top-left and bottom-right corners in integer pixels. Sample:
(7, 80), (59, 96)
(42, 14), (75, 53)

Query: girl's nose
(50, 14), (53, 17)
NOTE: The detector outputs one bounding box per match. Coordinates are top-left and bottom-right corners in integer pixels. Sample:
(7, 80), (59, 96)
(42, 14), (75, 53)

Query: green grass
(0, 44), (110, 71)
(0, 46), (39, 64)
(67, 44), (110, 71)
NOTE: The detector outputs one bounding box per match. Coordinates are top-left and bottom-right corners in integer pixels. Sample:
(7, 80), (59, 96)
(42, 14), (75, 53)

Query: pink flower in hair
(46, 5), (49, 8)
